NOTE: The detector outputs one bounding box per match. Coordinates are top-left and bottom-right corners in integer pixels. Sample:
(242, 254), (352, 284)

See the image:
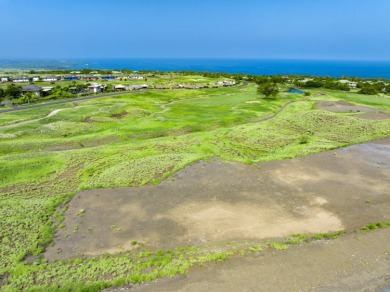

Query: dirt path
(45, 138), (390, 261)
(254, 99), (296, 122)
(125, 228), (390, 292)
(0, 107), (82, 129)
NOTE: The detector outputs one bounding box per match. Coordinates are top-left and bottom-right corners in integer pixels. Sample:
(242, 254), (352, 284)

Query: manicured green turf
(0, 81), (389, 291)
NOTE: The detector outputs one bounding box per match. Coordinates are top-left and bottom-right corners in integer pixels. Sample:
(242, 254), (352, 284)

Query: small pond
(289, 88), (305, 94)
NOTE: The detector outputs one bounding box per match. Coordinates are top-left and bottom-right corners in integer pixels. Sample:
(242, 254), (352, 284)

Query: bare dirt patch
(45, 139), (390, 262)
(316, 100), (381, 113)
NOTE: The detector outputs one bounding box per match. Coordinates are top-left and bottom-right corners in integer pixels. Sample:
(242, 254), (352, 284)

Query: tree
(0, 88), (6, 104)
(5, 84), (22, 99)
(255, 76), (270, 84)
(21, 92), (35, 104)
(359, 85), (378, 95)
(257, 82), (279, 98)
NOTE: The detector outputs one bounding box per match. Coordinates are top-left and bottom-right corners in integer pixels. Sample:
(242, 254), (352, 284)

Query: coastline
(1, 58), (390, 78)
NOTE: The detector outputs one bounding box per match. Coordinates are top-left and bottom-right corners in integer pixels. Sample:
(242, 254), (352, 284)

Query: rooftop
(22, 85), (42, 92)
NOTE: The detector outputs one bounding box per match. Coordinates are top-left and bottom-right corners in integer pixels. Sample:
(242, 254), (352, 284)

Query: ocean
(0, 59), (389, 79)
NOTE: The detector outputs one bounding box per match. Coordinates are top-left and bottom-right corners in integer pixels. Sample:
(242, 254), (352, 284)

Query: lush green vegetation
(0, 78), (389, 291)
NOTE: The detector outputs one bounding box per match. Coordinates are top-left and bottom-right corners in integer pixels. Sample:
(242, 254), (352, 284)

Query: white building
(339, 79), (358, 89)
(88, 83), (103, 93)
(13, 76), (30, 83)
(42, 76), (58, 82)
(214, 80), (236, 87)
(129, 84), (148, 90)
(128, 74), (144, 80)
(114, 84), (127, 91)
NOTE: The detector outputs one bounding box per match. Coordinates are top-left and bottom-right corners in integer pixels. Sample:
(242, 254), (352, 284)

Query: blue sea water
(0, 58), (389, 78)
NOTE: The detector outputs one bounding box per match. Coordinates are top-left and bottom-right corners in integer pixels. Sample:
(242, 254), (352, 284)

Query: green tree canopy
(257, 82), (279, 98)
(6, 84), (22, 99)
(359, 85), (379, 95)
(21, 92), (35, 104)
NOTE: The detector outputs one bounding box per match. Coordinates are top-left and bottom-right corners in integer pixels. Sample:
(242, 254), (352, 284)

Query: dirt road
(127, 229), (390, 292)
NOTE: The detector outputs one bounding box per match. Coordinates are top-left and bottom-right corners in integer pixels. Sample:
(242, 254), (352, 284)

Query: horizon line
(1, 57), (390, 62)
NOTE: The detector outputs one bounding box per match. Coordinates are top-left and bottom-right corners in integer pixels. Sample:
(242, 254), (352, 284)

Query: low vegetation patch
(361, 222), (390, 231)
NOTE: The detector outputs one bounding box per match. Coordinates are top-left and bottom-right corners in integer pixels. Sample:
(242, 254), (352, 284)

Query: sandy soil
(45, 139), (390, 261)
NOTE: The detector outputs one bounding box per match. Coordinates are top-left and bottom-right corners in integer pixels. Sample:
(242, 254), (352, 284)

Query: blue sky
(0, 0), (389, 60)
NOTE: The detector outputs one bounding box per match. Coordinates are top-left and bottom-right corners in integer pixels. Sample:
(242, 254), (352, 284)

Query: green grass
(361, 222), (390, 231)
(269, 242), (288, 251)
(0, 81), (389, 290)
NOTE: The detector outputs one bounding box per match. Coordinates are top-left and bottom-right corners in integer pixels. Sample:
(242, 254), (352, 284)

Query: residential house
(68, 87), (78, 94)
(339, 80), (358, 89)
(42, 75), (58, 82)
(129, 84), (148, 90)
(299, 78), (313, 83)
(88, 83), (104, 93)
(32, 76), (41, 82)
(13, 76), (30, 83)
(214, 80), (236, 87)
(0, 76), (10, 82)
(63, 75), (78, 81)
(128, 74), (144, 80)
(22, 85), (42, 98)
(82, 75), (97, 81)
(42, 86), (54, 96)
(114, 84), (127, 91)
(115, 73), (126, 79)
(102, 75), (115, 80)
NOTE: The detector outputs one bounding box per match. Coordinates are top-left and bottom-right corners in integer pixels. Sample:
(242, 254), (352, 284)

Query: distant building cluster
(0, 72), (238, 100)
(0, 73), (145, 83)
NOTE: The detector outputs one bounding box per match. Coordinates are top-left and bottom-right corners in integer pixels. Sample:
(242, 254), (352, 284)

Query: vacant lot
(46, 139), (390, 261)
(0, 83), (389, 291)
